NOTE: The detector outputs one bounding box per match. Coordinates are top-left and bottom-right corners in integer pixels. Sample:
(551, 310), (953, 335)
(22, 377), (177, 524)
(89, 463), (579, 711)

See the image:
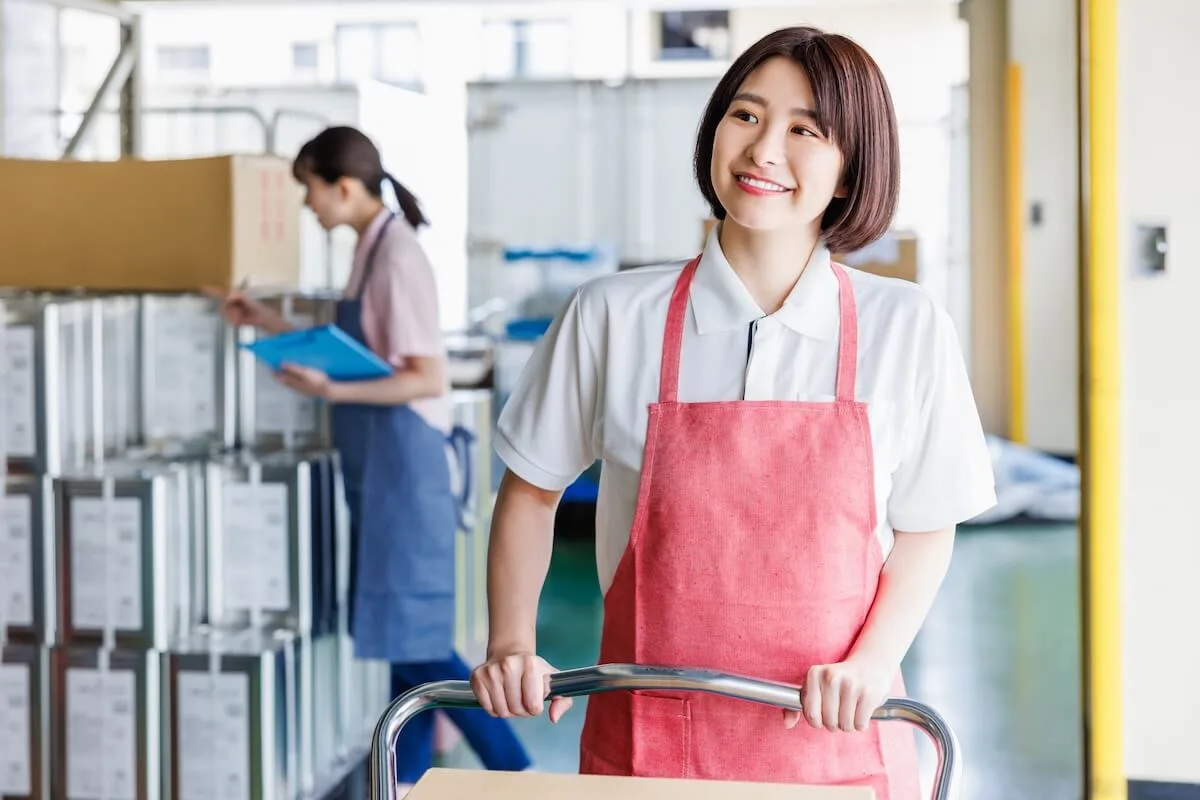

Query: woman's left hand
(276, 363), (333, 399)
(786, 659), (894, 733)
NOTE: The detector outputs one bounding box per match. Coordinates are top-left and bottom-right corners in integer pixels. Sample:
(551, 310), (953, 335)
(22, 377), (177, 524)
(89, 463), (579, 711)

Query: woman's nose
(746, 127), (785, 167)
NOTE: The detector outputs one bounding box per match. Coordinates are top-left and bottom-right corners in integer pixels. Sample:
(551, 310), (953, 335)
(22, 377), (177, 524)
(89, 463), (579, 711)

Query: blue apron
(331, 213), (458, 664)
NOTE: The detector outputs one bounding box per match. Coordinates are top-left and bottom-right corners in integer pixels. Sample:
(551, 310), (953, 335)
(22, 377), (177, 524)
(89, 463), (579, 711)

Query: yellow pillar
(1005, 62), (1026, 443)
(1079, 0), (1123, 797)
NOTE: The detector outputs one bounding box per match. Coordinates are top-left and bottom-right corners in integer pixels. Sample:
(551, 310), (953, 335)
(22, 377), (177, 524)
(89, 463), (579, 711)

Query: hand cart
(368, 664), (962, 800)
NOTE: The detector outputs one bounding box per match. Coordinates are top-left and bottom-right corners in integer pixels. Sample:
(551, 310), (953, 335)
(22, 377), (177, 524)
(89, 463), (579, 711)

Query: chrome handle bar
(369, 663), (961, 800)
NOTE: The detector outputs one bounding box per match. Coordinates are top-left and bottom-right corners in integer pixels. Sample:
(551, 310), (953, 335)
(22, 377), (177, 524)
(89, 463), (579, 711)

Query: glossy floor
(449, 523), (1083, 799)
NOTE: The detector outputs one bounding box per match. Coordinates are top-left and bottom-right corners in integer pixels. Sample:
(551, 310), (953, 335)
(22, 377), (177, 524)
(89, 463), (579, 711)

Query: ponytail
(384, 172), (429, 230)
(291, 127), (432, 231)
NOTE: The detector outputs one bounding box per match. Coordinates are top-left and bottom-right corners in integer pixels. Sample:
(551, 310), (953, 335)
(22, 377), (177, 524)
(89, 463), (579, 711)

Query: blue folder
(242, 324), (394, 382)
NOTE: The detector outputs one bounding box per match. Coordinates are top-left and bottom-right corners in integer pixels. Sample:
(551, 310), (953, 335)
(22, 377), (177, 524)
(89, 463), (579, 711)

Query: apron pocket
(630, 692), (691, 779)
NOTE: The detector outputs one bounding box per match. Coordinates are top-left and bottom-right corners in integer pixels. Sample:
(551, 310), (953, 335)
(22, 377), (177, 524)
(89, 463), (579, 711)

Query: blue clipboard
(242, 324), (394, 382)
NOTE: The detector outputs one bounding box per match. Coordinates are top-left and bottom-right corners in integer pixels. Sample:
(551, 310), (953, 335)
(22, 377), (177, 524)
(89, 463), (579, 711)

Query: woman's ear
(336, 176), (357, 201)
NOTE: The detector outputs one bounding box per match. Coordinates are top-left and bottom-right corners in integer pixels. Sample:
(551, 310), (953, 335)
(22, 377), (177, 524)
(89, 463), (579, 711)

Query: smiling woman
(471, 26), (996, 800)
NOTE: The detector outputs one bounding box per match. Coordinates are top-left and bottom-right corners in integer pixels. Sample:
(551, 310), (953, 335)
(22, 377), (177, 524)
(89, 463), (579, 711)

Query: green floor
(450, 522), (1083, 798)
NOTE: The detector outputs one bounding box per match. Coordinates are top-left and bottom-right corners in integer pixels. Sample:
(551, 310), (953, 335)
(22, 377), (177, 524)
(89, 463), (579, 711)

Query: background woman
(210, 126), (531, 793)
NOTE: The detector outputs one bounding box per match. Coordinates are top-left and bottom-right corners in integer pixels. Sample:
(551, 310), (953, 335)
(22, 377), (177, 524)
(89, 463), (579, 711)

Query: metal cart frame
(368, 664), (962, 800)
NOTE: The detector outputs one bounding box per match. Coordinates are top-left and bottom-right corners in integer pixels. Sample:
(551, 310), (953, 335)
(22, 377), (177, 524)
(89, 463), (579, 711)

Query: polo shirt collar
(689, 223), (840, 341)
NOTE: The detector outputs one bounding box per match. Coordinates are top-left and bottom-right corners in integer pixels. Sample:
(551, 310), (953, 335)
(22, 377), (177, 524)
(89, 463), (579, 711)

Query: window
(157, 44), (211, 72)
(292, 42), (319, 71)
(657, 10), (731, 61)
(480, 19), (571, 80)
(334, 23), (421, 87)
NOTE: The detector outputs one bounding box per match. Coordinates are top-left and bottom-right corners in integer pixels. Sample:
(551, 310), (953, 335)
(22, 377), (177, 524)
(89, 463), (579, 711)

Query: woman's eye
(792, 126), (816, 137)
(732, 110), (758, 123)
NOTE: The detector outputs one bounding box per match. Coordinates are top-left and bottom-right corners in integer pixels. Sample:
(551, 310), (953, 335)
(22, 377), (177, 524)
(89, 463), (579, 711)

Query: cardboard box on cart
(0, 154), (301, 291)
(407, 768), (875, 799)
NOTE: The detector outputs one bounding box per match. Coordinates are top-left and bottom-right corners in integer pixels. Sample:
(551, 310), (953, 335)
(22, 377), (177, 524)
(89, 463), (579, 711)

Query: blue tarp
(967, 436), (1080, 525)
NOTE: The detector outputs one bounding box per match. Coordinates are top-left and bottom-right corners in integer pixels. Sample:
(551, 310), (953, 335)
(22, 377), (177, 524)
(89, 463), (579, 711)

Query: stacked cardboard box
(0, 155), (302, 292)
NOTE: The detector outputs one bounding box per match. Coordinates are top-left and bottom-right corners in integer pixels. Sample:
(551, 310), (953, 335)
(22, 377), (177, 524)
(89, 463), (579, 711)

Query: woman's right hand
(201, 286), (287, 332)
(470, 652), (574, 723)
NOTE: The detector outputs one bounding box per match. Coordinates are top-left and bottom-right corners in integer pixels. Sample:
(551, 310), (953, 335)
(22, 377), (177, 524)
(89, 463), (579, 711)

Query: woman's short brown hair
(693, 26), (900, 254)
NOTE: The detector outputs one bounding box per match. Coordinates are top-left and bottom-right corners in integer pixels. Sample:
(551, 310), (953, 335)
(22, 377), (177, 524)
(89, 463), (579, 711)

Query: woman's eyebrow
(731, 91), (821, 122)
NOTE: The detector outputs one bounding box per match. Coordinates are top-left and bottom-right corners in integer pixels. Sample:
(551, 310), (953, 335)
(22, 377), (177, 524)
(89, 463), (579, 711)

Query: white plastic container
(2, 474), (55, 646)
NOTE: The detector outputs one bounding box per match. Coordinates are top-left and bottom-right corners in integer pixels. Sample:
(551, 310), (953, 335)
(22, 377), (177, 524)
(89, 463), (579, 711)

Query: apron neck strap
(657, 256), (700, 404)
(830, 262), (858, 403)
(356, 212), (397, 299)
(657, 255), (860, 404)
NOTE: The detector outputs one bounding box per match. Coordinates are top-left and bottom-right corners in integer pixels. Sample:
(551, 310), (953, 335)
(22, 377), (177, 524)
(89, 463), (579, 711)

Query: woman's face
(300, 174), (348, 231)
(710, 56), (847, 236)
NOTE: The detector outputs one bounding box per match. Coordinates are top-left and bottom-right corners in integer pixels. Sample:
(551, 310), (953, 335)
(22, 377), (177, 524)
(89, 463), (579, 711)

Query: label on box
(0, 663), (31, 796)
(146, 303), (219, 440)
(223, 482), (290, 612)
(70, 497), (144, 632)
(65, 668), (137, 800)
(255, 312), (318, 436)
(3, 325), (37, 458)
(2, 494), (34, 628)
(177, 672), (251, 800)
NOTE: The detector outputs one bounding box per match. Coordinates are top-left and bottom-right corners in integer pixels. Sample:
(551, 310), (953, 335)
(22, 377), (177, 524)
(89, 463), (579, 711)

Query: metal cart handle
(369, 663), (961, 800)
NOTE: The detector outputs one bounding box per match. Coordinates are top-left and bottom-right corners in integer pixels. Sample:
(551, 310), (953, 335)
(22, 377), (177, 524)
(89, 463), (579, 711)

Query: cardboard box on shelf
(407, 769), (875, 799)
(0, 154), (302, 292)
(834, 231), (919, 283)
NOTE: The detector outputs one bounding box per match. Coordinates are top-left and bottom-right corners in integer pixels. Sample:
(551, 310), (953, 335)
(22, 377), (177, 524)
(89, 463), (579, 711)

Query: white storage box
(138, 294), (238, 456)
(54, 463), (201, 650)
(49, 647), (162, 800)
(2, 296), (101, 477)
(164, 629), (299, 800)
(99, 296), (142, 458)
(3, 294), (149, 475)
(296, 449), (343, 640)
(289, 631), (316, 799)
(357, 658), (391, 742)
(204, 453), (315, 635)
(0, 644), (50, 800)
(311, 634), (344, 779)
(2, 475), (55, 645)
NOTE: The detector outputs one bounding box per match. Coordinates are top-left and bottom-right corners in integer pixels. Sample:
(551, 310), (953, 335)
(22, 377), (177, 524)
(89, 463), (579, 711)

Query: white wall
(464, 76), (720, 313)
(1118, 0), (1200, 785)
(130, 1), (629, 87)
(960, 0), (1079, 450)
(1009, 0), (1078, 454)
(0, 0), (60, 157)
(128, 1), (966, 330)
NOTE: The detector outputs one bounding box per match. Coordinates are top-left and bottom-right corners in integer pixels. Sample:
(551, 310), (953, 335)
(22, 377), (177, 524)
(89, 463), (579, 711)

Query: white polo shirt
(496, 228), (998, 595)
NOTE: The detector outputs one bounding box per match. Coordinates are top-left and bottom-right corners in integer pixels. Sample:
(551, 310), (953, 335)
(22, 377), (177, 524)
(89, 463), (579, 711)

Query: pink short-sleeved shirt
(344, 208), (452, 434)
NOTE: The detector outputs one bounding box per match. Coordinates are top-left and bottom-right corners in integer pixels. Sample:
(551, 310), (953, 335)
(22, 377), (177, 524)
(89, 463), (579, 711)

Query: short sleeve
(370, 232), (444, 365)
(494, 289), (601, 492)
(887, 308), (997, 532)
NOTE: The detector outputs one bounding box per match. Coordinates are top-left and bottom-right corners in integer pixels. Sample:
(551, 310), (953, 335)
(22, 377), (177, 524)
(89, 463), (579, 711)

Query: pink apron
(577, 256), (921, 798)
